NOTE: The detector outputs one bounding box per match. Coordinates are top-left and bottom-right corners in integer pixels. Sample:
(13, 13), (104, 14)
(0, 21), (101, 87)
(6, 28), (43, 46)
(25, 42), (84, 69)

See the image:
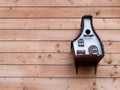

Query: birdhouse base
(74, 55), (104, 74)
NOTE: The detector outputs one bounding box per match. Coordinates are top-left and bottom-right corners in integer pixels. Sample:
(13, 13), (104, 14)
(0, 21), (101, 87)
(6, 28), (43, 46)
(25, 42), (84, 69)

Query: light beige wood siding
(0, 0), (120, 90)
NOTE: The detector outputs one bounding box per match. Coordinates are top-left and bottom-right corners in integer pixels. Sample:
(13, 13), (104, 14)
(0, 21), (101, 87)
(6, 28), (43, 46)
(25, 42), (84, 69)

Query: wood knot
(108, 42), (112, 45)
(22, 60), (26, 64)
(23, 86), (28, 90)
(49, 77), (53, 80)
(57, 50), (61, 53)
(56, 44), (60, 47)
(48, 54), (51, 57)
(110, 73), (113, 77)
(114, 65), (117, 68)
(93, 82), (96, 86)
(70, 1), (74, 4)
(96, 11), (100, 16)
(115, 71), (118, 74)
(101, 85), (103, 88)
(107, 59), (112, 64)
(55, 44), (60, 50)
(9, 7), (12, 10)
(38, 55), (42, 58)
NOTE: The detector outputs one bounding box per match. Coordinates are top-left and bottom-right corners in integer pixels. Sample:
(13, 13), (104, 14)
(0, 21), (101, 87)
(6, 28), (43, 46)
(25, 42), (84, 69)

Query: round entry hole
(86, 29), (91, 34)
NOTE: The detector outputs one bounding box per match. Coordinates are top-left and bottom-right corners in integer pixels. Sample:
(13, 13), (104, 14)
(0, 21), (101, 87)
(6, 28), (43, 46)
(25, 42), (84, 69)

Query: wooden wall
(0, 0), (120, 90)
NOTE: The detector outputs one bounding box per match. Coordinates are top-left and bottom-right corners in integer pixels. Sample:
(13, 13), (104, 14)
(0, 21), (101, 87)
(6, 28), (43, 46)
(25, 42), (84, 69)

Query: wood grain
(0, 65), (119, 77)
(0, 78), (94, 90)
(0, 19), (119, 29)
(0, 53), (119, 65)
(0, 0), (120, 89)
(0, 30), (119, 41)
(0, 0), (119, 6)
(0, 7), (120, 18)
(0, 41), (119, 53)
(0, 78), (119, 90)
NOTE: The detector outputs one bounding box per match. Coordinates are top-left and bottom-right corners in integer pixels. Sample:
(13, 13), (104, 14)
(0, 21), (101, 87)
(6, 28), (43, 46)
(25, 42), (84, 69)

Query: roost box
(71, 15), (104, 74)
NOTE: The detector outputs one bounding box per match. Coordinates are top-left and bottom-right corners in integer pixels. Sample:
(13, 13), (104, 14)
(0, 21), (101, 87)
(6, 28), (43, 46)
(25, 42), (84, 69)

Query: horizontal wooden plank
(0, 19), (119, 29)
(0, 53), (119, 65)
(0, 7), (120, 18)
(0, 41), (69, 53)
(0, 78), (94, 90)
(0, 41), (119, 53)
(0, 65), (119, 77)
(0, 30), (119, 41)
(0, 78), (119, 90)
(0, 0), (119, 6)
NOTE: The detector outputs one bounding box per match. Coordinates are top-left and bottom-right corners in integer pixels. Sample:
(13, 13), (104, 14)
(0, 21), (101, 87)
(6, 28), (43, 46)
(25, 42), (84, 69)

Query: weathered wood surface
(0, 41), (119, 53)
(0, 7), (120, 18)
(0, 0), (119, 6)
(0, 65), (119, 77)
(0, 30), (119, 41)
(0, 78), (119, 90)
(0, 0), (120, 89)
(0, 19), (119, 29)
(0, 53), (119, 65)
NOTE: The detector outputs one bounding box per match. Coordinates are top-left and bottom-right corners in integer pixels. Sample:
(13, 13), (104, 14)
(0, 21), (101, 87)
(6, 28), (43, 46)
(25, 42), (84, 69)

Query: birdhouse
(71, 15), (104, 74)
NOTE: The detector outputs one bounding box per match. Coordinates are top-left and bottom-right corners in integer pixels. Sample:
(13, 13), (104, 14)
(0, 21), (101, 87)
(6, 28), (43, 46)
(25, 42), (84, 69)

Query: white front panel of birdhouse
(73, 19), (102, 56)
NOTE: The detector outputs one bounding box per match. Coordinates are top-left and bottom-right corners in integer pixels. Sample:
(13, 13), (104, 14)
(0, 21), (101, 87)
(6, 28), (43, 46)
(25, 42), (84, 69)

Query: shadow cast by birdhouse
(76, 66), (95, 76)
